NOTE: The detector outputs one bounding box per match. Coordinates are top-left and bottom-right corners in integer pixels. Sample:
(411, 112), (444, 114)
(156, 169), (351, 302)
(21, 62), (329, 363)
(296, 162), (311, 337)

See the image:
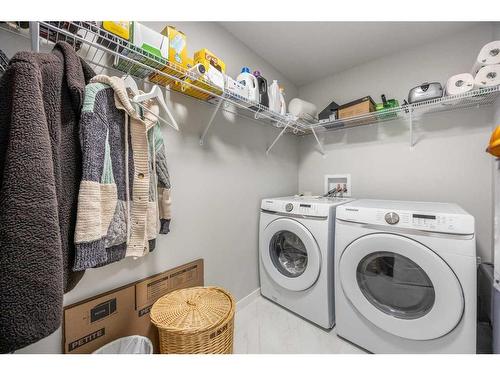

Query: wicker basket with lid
(150, 286), (235, 354)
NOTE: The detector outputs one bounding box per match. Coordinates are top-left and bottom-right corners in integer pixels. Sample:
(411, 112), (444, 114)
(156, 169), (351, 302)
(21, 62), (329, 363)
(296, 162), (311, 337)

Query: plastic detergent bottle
(253, 70), (269, 108)
(279, 86), (286, 115)
(236, 67), (258, 103)
(268, 80), (281, 113)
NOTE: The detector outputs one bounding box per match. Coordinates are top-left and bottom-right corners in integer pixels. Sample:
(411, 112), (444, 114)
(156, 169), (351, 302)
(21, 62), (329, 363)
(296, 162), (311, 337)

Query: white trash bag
(93, 335), (153, 354)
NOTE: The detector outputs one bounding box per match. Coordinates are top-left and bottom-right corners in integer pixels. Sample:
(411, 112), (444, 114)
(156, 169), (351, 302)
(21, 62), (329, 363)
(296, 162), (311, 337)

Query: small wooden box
(338, 96), (376, 119)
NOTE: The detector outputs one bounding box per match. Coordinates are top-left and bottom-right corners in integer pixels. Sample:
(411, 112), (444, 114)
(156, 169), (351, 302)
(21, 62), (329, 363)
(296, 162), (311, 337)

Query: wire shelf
(28, 21), (308, 135)
(312, 85), (500, 133)
(1, 21), (499, 153)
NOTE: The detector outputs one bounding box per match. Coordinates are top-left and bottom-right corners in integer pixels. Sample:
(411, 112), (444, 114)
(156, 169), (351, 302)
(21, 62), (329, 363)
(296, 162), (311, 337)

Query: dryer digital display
(412, 214), (436, 220)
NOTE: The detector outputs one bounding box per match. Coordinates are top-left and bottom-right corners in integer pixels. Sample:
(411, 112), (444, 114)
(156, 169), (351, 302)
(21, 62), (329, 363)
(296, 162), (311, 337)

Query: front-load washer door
(339, 233), (464, 340)
(261, 218), (321, 292)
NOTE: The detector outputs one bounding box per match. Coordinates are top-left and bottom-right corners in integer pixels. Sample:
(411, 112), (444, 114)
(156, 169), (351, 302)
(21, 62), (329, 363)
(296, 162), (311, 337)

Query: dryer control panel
(337, 200), (475, 235)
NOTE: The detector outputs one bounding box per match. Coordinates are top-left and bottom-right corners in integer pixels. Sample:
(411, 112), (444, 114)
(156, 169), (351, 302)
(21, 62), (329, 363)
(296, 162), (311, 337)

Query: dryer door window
(270, 230), (308, 278)
(356, 252), (435, 320)
(339, 233), (464, 340)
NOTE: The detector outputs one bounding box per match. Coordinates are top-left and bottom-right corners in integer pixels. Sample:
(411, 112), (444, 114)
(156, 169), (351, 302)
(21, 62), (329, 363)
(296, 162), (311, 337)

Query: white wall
(0, 22), (299, 353)
(298, 23), (497, 262)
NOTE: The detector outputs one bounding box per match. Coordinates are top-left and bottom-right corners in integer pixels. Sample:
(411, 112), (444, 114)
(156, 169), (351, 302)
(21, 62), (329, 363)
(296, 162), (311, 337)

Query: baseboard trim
(236, 288), (261, 311)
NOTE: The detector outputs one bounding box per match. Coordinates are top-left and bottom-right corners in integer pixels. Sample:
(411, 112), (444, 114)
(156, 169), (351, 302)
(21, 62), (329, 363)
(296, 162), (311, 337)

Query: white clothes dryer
(259, 196), (354, 329)
(335, 199), (477, 353)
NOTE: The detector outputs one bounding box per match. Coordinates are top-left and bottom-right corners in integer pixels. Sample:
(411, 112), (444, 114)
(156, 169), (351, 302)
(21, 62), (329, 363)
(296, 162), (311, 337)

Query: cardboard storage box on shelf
(62, 259), (204, 354)
(191, 48), (225, 100)
(102, 21), (131, 40)
(194, 48), (226, 73)
(169, 49), (226, 102)
(149, 25), (188, 86)
(169, 58), (214, 101)
(323, 96), (376, 129)
(113, 22), (168, 78)
(338, 96), (376, 119)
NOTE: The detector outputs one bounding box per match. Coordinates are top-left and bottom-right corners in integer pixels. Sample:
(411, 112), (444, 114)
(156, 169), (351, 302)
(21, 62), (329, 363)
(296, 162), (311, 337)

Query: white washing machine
(335, 199), (477, 353)
(259, 196), (354, 329)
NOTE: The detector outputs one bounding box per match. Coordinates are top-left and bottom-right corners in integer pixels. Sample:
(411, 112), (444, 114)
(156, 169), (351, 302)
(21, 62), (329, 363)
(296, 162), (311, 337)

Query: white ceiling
(219, 22), (480, 87)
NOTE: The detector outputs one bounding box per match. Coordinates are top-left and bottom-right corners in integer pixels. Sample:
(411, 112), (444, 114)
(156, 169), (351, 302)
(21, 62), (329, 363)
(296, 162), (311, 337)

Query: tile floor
(233, 295), (367, 354)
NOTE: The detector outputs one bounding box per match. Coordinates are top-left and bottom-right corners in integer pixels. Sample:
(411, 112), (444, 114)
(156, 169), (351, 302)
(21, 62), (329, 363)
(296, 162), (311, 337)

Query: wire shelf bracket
(310, 126), (325, 157)
(266, 120), (291, 155)
(200, 96), (225, 146)
(409, 109), (414, 149)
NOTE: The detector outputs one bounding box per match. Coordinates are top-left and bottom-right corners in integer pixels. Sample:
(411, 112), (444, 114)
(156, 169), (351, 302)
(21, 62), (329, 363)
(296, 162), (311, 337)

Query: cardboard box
(131, 22), (168, 60)
(338, 96), (376, 119)
(164, 25), (187, 67)
(169, 58), (213, 101)
(102, 21), (131, 40)
(194, 48), (226, 73)
(149, 25), (188, 87)
(191, 48), (225, 100)
(113, 22), (169, 79)
(63, 259), (204, 354)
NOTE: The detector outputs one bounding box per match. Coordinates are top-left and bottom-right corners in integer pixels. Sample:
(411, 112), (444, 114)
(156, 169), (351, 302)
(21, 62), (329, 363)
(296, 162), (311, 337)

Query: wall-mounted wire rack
(0, 21), (322, 154)
(314, 86), (500, 145)
(1, 21), (499, 154)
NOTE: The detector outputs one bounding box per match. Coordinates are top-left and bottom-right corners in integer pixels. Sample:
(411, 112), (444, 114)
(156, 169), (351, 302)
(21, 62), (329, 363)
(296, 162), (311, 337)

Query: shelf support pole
(310, 127), (326, 157)
(266, 122), (291, 155)
(29, 22), (40, 52)
(200, 97), (224, 146)
(409, 109), (414, 148)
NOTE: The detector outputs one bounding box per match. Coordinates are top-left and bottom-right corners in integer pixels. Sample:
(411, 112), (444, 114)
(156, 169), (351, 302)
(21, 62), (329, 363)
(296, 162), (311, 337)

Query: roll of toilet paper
(472, 40), (500, 73)
(288, 98), (318, 123)
(445, 73), (475, 96)
(186, 63), (206, 80)
(474, 65), (500, 88)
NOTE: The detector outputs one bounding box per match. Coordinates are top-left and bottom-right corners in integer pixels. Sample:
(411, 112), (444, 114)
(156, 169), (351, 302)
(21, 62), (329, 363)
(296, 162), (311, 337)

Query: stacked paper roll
(471, 40), (500, 74)
(187, 63), (206, 80)
(474, 64), (500, 88)
(288, 98), (318, 123)
(445, 73), (475, 96)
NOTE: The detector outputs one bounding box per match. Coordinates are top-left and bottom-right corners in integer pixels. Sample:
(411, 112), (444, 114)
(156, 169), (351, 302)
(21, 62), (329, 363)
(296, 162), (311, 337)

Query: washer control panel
(261, 197), (352, 217)
(262, 200), (322, 216)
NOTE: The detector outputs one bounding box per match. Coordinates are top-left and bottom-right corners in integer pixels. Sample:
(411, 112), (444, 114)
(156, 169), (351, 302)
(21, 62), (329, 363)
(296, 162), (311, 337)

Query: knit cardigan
(73, 75), (172, 270)
(0, 42), (95, 353)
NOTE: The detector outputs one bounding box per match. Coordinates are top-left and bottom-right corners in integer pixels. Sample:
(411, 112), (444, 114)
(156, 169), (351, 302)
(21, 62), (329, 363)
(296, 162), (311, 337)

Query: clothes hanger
(121, 75), (179, 131)
(122, 74), (139, 97)
(132, 85), (179, 131)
